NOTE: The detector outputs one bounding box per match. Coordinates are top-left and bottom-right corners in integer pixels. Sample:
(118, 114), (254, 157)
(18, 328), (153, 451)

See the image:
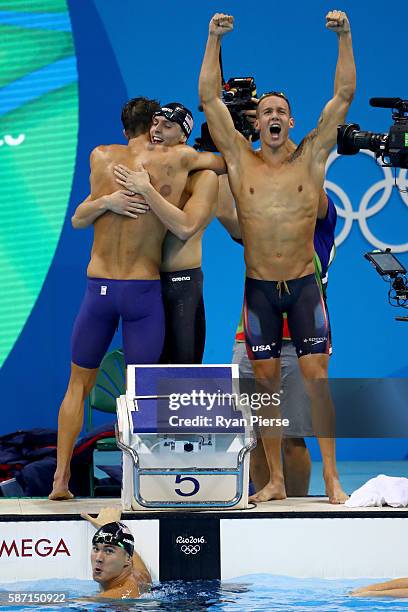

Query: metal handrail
(115, 425), (255, 509)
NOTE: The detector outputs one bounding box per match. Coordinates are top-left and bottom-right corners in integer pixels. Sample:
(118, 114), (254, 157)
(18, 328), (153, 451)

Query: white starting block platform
(116, 364), (255, 510)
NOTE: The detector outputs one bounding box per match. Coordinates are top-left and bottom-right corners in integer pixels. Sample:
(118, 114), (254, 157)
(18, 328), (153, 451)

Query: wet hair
(121, 97), (161, 137)
(257, 91), (292, 116)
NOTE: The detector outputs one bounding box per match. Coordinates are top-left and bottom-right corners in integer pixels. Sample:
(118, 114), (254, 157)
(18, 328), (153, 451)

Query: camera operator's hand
(243, 98), (259, 128)
(105, 189), (149, 219)
(325, 10), (350, 34)
(114, 163), (152, 198)
(242, 98), (259, 142)
(209, 13), (234, 37)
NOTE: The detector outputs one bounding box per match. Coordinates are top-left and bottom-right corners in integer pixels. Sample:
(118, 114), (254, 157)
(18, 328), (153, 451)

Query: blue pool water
(0, 575), (407, 611)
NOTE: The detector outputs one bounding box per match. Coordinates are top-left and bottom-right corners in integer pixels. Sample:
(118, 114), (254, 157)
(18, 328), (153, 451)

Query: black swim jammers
(243, 274), (329, 360)
(160, 267), (206, 364)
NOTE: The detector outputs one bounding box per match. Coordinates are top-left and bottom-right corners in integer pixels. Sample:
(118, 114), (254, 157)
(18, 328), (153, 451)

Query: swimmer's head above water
(151, 102), (194, 145)
(91, 521), (134, 586)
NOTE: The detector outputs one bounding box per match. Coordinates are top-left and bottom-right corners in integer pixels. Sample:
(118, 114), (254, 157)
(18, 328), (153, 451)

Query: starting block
(116, 364), (255, 510)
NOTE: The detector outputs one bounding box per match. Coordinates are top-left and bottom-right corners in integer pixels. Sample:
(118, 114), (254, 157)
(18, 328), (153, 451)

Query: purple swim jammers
(71, 278), (164, 368)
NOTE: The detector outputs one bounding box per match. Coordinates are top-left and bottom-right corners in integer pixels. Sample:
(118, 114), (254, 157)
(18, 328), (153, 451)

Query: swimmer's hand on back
(114, 163), (152, 196)
(106, 190), (149, 218)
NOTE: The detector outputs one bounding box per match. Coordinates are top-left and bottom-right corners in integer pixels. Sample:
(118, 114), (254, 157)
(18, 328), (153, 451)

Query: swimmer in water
(83, 507), (151, 599)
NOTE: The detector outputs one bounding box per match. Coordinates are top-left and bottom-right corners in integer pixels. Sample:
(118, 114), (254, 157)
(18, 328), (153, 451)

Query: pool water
(0, 575), (407, 611)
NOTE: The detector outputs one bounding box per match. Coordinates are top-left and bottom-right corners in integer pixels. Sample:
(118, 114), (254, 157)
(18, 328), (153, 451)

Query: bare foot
(49, 481), (74, 501)
(249, 480), (287, 503)
(325, 476), (348, 504)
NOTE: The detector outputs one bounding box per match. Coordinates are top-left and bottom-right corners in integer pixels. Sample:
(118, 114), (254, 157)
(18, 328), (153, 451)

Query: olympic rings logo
(325, 150), (408, 253)
(180, 544), (201, 555)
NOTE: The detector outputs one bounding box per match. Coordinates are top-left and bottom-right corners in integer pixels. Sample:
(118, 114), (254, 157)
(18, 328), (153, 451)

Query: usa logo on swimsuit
(252, 343), (276, 352)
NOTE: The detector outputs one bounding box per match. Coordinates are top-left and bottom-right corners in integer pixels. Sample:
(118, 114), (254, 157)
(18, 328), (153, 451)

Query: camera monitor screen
(365, 251), (407, 275)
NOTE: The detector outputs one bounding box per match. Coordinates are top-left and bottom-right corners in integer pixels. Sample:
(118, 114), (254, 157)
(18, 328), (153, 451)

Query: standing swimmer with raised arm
(199, 11), (356, 503)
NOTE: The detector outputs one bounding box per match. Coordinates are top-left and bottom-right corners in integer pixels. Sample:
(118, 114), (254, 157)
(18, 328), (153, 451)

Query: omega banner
(0, 520), (159, 583)
(0, 521), (87, 582)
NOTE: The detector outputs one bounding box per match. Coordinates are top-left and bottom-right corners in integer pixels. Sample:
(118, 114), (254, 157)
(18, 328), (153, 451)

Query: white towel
(345, 474), (408, 508)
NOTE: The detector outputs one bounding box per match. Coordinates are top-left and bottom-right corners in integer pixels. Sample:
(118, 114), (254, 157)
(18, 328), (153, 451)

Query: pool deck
(1, 496), (408, 519)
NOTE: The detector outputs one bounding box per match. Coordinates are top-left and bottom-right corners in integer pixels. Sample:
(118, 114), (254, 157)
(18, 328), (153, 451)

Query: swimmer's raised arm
(131, 550), (152, 589)
(81, 507), (121, 528)
(199, 14), (248, 167)
(114, 164), (218, 240)
(310, 11), (356, 170)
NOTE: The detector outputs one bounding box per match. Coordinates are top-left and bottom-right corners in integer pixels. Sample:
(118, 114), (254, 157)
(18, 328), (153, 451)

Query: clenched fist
(209, 13), (234, 37)
(326, 10), (350, 34)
